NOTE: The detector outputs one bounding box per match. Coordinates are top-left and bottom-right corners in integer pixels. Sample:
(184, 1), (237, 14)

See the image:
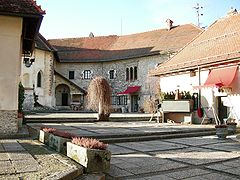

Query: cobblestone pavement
(0, 139), (83, 179)
(106, 135), (240, 179)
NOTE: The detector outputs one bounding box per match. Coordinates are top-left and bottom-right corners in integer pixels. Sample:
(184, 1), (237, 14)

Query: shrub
(87, 76), (112, 121)
(18, 82), (25, 113)
(215, 124), (228, 128)
(41, 127), (57, 133)
(53, 130), (77, 139)
(72, 137), (108, 150)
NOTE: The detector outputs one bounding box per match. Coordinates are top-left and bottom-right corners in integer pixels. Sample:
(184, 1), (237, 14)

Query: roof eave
(58, 52), (160, 63)
(150, 58), (240, 77)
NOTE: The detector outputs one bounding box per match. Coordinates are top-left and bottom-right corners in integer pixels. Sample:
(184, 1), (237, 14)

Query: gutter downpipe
(198, 66), (201, 107)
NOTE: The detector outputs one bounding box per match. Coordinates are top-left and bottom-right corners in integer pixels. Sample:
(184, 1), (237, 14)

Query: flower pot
(39, 130), (50, 145)
(227, 123), (237, 135)
(67, 142), (111, 173)
(49, 134), (71, 155)
(215, 125), (228, 139)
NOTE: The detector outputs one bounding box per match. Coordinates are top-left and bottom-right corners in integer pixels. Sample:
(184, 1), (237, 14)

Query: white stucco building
(150, 9), (240, 124)
(0, 0), (44, 136)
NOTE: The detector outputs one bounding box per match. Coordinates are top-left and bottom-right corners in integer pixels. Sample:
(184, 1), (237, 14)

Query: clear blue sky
(37, 0), (240, 39)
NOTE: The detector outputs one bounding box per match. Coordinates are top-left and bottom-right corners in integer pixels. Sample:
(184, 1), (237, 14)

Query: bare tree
(87, 76), (112, 121)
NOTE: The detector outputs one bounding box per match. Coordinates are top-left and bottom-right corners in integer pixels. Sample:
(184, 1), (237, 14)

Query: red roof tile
(150, 10), (240, 76)
(49, 24), (202, 62)
(0, 0), (45, 16)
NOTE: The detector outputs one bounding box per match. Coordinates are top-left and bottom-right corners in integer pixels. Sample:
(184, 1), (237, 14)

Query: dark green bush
(18, 82), (25, 113)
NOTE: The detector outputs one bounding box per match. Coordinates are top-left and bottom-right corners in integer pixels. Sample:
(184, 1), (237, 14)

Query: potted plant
(39, 127), (56, 145)
(215, 124), (228, 139)
(226, 118), (237, 135)
(49, 130), (76, 155)
(67, 137), (111, 173)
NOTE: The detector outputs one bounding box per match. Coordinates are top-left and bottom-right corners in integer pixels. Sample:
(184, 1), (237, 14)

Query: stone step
(25, 116), (150, 123)
(99, 130), (216, 144)
(25, 117), (97, 123)
(86, 128), (215, 139)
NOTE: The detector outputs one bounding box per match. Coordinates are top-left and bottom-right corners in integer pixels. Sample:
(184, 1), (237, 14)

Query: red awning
(194, 66), (238, 89)
(117, 86), (141, 95)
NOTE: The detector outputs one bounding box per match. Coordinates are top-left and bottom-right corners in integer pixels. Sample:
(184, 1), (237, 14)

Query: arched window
(126, 68), (129, 81)
(134, 66), (137, 80)
(130, 67), (133, 81)
(37, 71), (42, 87)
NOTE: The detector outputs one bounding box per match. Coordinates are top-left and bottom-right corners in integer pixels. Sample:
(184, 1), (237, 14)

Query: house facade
(150, 9), (240, 124)
(0, 0), (44, 136)
(49, 23), (202, 112)
(21, 34), (55, 110)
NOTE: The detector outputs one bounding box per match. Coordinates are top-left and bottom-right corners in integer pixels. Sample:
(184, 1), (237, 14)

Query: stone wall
(55, 54), (167, 111)
(0, 110), (18, 136)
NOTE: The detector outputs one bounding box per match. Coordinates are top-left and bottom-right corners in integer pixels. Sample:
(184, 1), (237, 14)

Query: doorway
(131, 95), (139, 112)
(62, 93), (69, 106)
(217, 96), (228, 123)
(55, 84), (70, 106)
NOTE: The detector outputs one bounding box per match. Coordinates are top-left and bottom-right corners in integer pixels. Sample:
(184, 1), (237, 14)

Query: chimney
(227, 8), (238, 16)
(166, 19), (173, 31)
(89, 32), (94, 38)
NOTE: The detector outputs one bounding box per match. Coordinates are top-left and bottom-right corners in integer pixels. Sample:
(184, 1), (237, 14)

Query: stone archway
(55, 84), (70, 106)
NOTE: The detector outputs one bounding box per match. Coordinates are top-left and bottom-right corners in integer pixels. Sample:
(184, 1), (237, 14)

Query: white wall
(159, 67), (240, 122)
(21, 49), (55, 108)
(0, 15), (22, 110)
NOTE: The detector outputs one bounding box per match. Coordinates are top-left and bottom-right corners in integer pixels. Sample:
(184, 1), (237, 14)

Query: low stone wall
(0, 110), (18, 136)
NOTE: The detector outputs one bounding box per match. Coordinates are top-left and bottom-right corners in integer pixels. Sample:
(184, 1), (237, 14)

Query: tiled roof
(49, 24), (202, 62)
(0, 0), (45, 16)
(36, 33), (54, 52)
(150, 10), (240, 76)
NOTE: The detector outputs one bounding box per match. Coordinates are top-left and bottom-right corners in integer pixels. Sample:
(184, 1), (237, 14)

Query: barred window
(109, 70), (116, 79)
(83, 70), (91, 79)
(112, 96), (128, 105)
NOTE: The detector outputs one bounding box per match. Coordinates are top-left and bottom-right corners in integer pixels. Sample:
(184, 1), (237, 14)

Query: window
(37, 71), (42, 87)
(83, 70), (91, 79)
(109, 70), (116, 79)
(126, 68), (129, 81)
(130, 67), (133, 81)
(69, 71), (75, 79)
(134, 66), (137, 80)
(111, 96), (117, 105)
(111, 96), (128, 105)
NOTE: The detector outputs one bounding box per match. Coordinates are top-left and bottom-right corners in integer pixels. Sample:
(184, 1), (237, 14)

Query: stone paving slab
(203, 141), (240, 152)
(108, 153), (188, 178)
(8, 151), (35, 161)
(12, 159), (39, 173)
(0, 152), (10, 161)
(164, 168), (211, 179)
(179, 172), (238, 180)
(0, 139), (83, 179)
(1, 140), (26, 152)
(153, 146), (240, 165)
(163, 136), (227, 147)
(108, 144), (136, 155)
(115, 140), (188, 152)
(0, 161), (15, 175)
